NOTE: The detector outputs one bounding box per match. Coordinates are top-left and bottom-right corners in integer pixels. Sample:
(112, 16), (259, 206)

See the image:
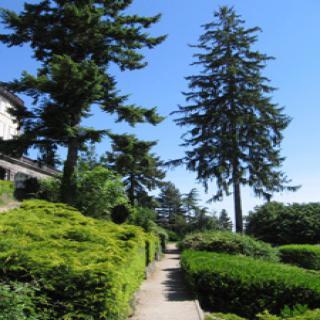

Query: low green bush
(180, 231), (278, 262)
(258, 309), (320, 319)
(279, 245), (320, 270)
(0, 180), (14, 205)
(246, 202), (320, 245)
(206, 309), (320, 320)
(205, 313), (246, 320)
(0, 281), (48, 319)
(181, 250), (320, 319)
(0, 200), (159, 319)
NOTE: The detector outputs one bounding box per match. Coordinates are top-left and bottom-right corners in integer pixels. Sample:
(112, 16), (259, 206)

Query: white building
(0, 87), (21, 140)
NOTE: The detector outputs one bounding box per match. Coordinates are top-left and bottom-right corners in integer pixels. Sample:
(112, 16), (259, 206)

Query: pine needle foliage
(0, 200), (160, 319)
(0, 1), (165, 204)
(173, 6), (297, 232)
(105, 134), (165, 207)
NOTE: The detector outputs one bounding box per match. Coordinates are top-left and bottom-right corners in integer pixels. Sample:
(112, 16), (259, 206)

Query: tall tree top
(0, 1), (165, 68)
(173, 6), (296, 202)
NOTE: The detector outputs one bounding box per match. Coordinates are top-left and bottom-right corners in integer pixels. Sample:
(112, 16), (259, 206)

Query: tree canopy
(173, 6), (296, 232)
(0, 0), (165, 203)
(105, 133), (166, 207)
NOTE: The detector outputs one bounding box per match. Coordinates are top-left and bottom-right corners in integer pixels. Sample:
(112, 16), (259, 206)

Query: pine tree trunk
(61, 138), (79, 205)
(128, 174), (135, 206)
(233, 179), (243, 233)
(232, 155), (243, 233)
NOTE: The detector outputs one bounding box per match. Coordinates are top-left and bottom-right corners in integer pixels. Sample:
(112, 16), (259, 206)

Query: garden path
(131, 243), (203, 320)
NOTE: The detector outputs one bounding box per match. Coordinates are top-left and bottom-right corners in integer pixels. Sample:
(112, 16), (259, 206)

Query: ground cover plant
(179, 231), (278, 262)
(0, 200), (160, 319)
(246, 202), (320, 245)
(279, 245), (320, 270)
(181, 250), (320, 319)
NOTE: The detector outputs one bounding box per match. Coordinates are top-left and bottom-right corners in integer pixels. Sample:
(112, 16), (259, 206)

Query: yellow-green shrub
(0, 200), (159, 319)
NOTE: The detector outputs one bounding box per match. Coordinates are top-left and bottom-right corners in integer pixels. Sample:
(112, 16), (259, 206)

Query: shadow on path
(162, 249), (195, 302)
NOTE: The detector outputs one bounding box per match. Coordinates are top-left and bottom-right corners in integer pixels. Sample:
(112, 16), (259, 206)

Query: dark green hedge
(181, 250), (320, 319)
(179, 231), (278, 262)
(206, 310), (320, 320)
(246, 202), (320, 245)
(279, 245), (320, 270)
(0, 200), (160, 319)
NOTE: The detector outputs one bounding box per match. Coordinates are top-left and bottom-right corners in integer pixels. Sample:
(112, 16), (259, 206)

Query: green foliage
(279, 245), (320, 270)
(37, 177), (61, 203)
(157, 182), (186, 233)
(218, 210), (233, 231)
(0, 0), (165, 203)
(37, 167), (129, 220)
(205, 313), (246, 320)
(104, 133), (165, 207)
(257, 309), (320, 320)
(172, 6), (295, 232)
(246, 202), (320, 245)
(0, 200), (160, 319)
(76, 166), (129, 219)
(129, 207), (156, 231)
(181, 250), (320, 319)
(180, 231), (278, 262)
(0, 281), (48, 320)
(0, 180), (14, 205)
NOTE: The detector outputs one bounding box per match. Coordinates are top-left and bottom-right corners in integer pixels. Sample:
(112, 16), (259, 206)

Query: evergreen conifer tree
(182, 188), (200, 221)
(173, 6), (297, 232)
(105, 133), (165, 207)
(157, 182), (185, 228)
(0, 1), (165, 203)
(218, 209), (233, 231)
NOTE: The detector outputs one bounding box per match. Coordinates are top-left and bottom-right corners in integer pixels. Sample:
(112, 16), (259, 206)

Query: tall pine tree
(0, 1), (165, 204)
(157, 182), (185, 229)
(173, 6), (297, 232)
(104, 133), (165, 207)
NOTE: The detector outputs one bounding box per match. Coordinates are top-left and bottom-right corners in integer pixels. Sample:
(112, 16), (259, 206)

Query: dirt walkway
(131, 243), (203, 320)
(0, 201), (20, 213)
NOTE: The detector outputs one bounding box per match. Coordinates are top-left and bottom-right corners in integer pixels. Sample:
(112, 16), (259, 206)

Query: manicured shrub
(0, 281), (49, 319)
(279, 245), (320, 270)
(180, 231), (278, 262)
(246, 202), (320, 245)
(181, 250), (320, 319)
(205, 313), (246, 320)
(257, 309), (320, 320)
(0, 200), (160, 319)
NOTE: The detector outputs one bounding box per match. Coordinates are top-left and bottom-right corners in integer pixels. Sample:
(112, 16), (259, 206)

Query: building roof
(0, 86), (24, 108)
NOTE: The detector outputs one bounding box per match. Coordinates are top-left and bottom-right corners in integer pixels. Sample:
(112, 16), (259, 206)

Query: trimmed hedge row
(279, 245), (320, 270)
(181, 250), (320, 319)
(179, 231), (278, 262)
(0, 200), (160, 319)
(206, 310), (320, 320)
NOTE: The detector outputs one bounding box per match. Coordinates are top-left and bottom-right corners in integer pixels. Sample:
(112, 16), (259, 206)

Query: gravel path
(131, 243), (203, 320)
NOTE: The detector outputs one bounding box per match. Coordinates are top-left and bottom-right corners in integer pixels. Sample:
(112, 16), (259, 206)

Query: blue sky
(1, 0), (320, 222)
